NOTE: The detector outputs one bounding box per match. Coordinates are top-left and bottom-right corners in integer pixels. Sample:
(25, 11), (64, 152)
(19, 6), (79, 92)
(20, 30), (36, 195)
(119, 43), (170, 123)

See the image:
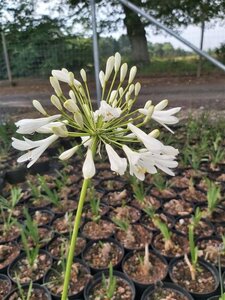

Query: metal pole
(90, 0), (101, 107)
(119, 0), (225, 72)
(1, 32), (13, 84)
(197, 20), (205, 78)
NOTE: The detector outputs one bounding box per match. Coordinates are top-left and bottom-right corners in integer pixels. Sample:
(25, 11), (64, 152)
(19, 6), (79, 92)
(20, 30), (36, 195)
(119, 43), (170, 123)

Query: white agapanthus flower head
(12, 53), (181, 180)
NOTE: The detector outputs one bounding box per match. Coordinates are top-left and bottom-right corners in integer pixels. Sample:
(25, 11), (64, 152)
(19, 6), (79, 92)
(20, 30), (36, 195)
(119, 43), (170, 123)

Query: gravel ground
(0, 74), (224, 122)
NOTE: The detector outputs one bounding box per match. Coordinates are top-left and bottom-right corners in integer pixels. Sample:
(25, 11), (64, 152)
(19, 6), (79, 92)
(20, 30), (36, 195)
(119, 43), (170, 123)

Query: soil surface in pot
(6, 286), (49, 300)
(82, 204), (109, 221)
(152, 232), (189, 258)
(115, 224), (152, 250)
(82, 219), (115, 240)
(109, 205), (141, 224)
(32, 210), (54, 226)
(150, 188), (177, 200)
(50, 199), (77, 215)
(19, 227), (54, 249)
(144, 287), (190, 300)
(0, 224), (20, 243)
(47, 235), (86, 259)
(9, 252), (52, 284)
(180, 188), (206, 204)
(131, 196), (161, 211)
(163, 199), (193, 217)
(197, 238), (225, 267)
(83, 240), (123, 270)
(171, 259), (217, 294)
(46, 262), (91, 296)
(88, 276), (134, 300)
(103, 190), (130, 207)
(0, 243), (20, 270)
(175, 217), (214, 238)
(123, 251), (167, 284)
(0, 277), (11, 299)
(140, 213), (174, 232)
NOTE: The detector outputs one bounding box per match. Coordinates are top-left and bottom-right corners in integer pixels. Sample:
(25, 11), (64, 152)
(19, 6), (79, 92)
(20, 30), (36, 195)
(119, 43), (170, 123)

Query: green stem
(61, 138), (97, 300)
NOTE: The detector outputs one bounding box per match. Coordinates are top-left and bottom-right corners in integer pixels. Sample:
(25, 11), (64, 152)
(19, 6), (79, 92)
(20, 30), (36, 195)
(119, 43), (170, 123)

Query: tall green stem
(61, 138), (97, 300)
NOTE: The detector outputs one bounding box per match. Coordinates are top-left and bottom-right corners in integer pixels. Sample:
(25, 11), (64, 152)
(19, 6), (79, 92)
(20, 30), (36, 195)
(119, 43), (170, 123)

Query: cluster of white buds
(12, 53), (181, 180)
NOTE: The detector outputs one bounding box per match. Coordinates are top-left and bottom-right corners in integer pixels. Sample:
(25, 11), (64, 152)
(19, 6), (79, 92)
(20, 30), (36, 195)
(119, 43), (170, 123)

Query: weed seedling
(102, 262), (117, 299)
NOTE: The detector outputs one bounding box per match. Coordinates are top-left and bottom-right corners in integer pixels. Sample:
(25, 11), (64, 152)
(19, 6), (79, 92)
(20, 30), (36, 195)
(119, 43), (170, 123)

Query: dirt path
(0, 74), (224, 122)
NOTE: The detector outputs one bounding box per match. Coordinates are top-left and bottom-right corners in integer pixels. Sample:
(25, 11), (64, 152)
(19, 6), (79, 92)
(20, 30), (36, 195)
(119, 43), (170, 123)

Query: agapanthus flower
(12, 53), (180, 179)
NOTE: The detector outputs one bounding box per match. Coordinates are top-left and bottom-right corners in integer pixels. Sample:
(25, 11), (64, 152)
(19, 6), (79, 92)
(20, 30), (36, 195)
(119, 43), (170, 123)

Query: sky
(35, 1), (225, 51)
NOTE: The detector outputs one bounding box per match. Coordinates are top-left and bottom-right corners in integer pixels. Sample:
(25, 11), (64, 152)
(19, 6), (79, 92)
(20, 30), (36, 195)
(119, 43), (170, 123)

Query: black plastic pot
(31, 208), (55, 226)
(82, 238), (124, 273)
(207, 296), (221, 300)
(3, 283), (52, 300)
(169, 257), (219, 300)
(7, 249), (53, 285)
(84, 270), (135, 300)
(0, 274), (12, 299)
(29, 159), (50, 175)
(151, 230), (189, 261)
(5, 166), (27, 184)
(141, 282), (194, 300)
(122, 249), (168, 298)
(44, 258), (91, 299)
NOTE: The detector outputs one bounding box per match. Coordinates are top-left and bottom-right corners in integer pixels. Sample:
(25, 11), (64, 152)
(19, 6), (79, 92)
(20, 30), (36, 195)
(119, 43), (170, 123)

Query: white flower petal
(105, 144), (127, 175)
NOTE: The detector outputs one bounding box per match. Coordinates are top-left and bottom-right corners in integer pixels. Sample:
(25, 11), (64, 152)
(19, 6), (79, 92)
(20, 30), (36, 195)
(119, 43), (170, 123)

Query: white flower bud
(125, 92), (130, 102)
(64, 100), (79, 113)
(69, 72), (75, 86)
(144, 106), (154, 122)
(135, 82), (141, 96)
(127, 99), (133, 110)
(50, 76), (62, 97)
(105, 56), (115, 81)
(51, 125), (68, 137)
(99, 71), (105, 88)
(59, 145), (79, 160)
(51, 95), (62, 110)
(78, 86), (85, 97)
(80, 69), (87, 82)
(74, 79), (82, 87)
(74, 111), (83, 128)
(120, 63), (128, 82)
(32, 100), (47, 116)
(128, 84), (134, 95)
(114, 52), (121, 72)
(82, 148), (96, 179)
(109, 90), (117, 104)
(154, 99), (168, 111)
(69, 90), (76, 103)
(112, 99), (118, 108)
(119, 87), (124, 97)
(149, 129), (160, 138)
(128, 66), (137, 84)
(144, 100), (152, 109)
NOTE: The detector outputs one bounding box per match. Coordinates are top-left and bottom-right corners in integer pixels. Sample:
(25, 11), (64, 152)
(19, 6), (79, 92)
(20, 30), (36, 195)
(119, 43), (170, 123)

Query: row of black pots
(2, 245), (224, 300)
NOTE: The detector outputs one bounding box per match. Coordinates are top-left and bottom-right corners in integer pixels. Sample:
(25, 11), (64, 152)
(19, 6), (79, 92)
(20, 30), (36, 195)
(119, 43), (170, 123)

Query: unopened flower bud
(82, 148), (96, 179)
(59, 145), (79, 160)
(64, 100), (79, 113)
(128, 66), (137, 84)
(114, 52), (121, 72)
(155, 99), (168, 110)
(51, 95), (62, 110)
(80, 69), (87, 82)
(52, 125), (68, 137)
(149, 129), (160, 138)
(135, 82), (141, 96)
(69, 72), (75, 86)
(119, 87), (124, 97)
(105, 56), (115, 81)
(120, 63), (128, 82)
(125, 92), (130, 102)
(109, 90), (117, 103)
(128, 84), (134, 95)
(144, 100), (152, 109)
(74, 111), (84, 128)
(69, 90), (76, 103)
(99, 71), (105, 88)
(50, 76), (62, 97)
(32, 100), (47, 116)
(112, 99), (118, 108)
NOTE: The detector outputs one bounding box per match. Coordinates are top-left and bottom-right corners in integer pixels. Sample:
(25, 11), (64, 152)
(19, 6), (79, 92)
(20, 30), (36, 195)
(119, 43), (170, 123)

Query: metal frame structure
(90, 0), (225, 99)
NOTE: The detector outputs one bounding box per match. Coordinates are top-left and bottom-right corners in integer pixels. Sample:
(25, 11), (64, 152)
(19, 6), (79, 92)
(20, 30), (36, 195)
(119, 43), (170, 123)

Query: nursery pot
(44, 258), (91, 300)
(82, 237), (124, 273)
(141, 281), (194, 300)
(0, 242), (21, 274)
(169, 257), (219, 300)
(122, 249), (168, 298)
(3, 283), (52, 300)
(0, 274), (12, 299)
(84, 270), (135, 300)
(7, 249), (53, 285)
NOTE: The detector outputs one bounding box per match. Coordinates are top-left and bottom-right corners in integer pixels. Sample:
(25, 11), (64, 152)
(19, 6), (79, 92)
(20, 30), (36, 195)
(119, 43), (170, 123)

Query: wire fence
(1, 22), (225, 81)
